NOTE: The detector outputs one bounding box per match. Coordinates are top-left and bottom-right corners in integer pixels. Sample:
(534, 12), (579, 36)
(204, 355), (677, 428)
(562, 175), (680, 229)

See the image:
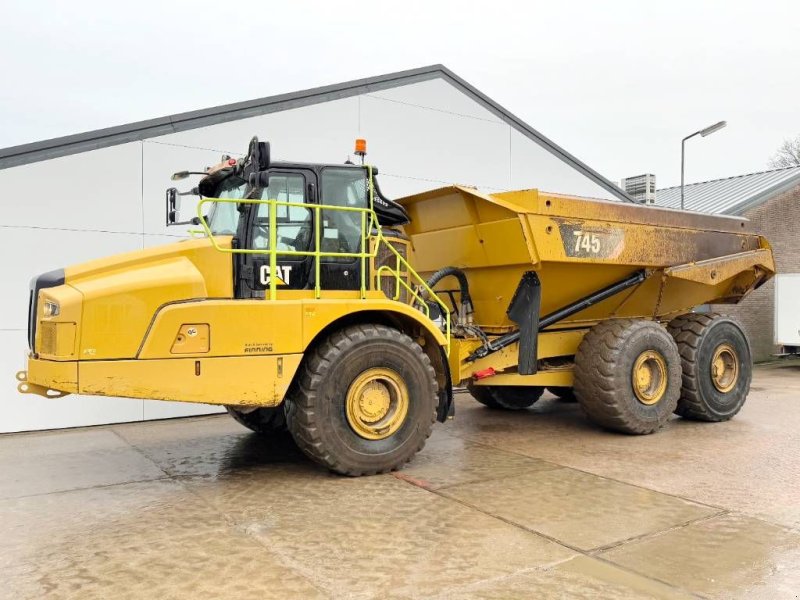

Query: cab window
(320, 168), (368, 257)
(251, 174), (311, 252)
(207, 176), (246, 235)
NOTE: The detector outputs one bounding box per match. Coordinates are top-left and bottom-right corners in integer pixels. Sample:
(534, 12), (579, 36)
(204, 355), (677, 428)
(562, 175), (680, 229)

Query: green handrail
(194, 170), (450, 354)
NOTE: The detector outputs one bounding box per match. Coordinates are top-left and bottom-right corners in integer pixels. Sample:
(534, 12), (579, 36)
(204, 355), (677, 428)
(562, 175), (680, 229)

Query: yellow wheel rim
(632, 350), (668, 405)
(345, 367), (409, 440)
(711, 343), (739, 393)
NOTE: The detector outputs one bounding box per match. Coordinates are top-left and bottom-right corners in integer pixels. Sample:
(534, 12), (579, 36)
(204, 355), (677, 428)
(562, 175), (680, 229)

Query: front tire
(574, 319), (681, 434)
(466, 383), (543, 410)
(286, 324), (437, 476)
(667, 313), (752, 422)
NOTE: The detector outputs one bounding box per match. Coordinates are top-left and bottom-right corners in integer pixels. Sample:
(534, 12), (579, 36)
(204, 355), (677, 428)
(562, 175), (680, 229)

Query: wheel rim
(631, 350), (668, 405)
(345, 367), (409, 440)
(710, 343), (739, 393)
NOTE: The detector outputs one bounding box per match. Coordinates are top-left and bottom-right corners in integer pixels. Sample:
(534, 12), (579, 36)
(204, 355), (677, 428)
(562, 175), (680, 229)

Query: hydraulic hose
(425, 267), (473, 315)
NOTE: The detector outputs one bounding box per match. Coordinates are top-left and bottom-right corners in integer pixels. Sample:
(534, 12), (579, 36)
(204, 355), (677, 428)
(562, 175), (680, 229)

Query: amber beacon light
(355, 138), (367, 163)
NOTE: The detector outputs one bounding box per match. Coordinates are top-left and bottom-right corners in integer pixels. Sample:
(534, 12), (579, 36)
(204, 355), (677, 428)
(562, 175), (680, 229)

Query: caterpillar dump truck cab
(17, 136), (775, 475)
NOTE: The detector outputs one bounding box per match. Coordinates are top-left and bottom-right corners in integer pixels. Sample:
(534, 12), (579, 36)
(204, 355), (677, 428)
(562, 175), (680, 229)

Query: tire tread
(286, 323), (437, 476)
(666, 312), (751, 421)
(574, 319), (680, 434)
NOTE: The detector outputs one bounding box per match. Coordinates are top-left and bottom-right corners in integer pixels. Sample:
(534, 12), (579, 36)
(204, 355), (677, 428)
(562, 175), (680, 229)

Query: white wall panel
(367, 79), (501, 122)
(360, 94), (511, 198)
(0, 330), (144, 433)
(0, 142), (143, 233)
(151, 97), (360, 166)
(376, 173), (455, 199)
(142, 227), (191, 248)
(0, 227), (143, 330)
(510, 129), (617, 200)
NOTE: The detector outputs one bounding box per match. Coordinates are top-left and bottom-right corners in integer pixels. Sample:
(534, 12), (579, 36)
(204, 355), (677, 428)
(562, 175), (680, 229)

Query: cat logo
(259, 265), (292, 287)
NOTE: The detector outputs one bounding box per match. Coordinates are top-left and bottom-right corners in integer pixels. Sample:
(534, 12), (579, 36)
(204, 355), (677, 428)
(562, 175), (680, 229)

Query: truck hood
(50, 237), (234, 360)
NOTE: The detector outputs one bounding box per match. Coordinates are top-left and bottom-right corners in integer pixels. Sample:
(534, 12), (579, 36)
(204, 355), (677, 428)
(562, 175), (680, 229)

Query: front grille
(40, 323), (57, 355)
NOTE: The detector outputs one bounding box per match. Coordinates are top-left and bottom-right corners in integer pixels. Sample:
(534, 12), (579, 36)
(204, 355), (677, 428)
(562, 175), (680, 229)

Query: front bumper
(17, 353), (302, 407)
(17, 355), (77, 398)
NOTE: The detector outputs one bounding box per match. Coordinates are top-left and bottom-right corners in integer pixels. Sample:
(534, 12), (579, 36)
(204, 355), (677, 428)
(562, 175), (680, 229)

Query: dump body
(399, 186), (774, 334)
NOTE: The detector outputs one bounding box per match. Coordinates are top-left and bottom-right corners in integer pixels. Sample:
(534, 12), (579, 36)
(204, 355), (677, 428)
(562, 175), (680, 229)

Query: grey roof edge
(0, 65), (444, 169)
(722, 171), (800, 215)
(0, 64), (632, 202)
(658, 165), (800, 192)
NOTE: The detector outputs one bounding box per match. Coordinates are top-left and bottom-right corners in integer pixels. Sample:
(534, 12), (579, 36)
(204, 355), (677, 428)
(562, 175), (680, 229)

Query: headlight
(43, 300), (60, 317)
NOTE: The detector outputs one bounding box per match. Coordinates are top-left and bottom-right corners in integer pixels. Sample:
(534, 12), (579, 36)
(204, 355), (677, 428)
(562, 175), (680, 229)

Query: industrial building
(4, 63), (793, 433)
(656, 166), (800, 360)
(0, 65), (629, 433)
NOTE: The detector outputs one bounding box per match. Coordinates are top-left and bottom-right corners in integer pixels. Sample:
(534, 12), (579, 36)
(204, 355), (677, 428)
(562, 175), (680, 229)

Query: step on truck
(17, 137), (775, 475)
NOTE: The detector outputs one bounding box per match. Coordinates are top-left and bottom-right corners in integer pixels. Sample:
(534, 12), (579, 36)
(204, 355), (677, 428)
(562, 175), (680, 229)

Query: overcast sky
(2, 0), (798, 187)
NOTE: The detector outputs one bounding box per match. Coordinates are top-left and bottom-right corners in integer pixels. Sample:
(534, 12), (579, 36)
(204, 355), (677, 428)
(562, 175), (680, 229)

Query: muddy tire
(667, 313), (752, 422)
(466, 383), (543, 410)
(574, 319), (681, 434)
(547, 386), (577, 402)
(226, 405), (287, 434)
(285, 324), (437, 476)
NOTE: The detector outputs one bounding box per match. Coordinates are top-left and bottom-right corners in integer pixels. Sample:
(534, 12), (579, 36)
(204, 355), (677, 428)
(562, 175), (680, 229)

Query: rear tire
(574, 319), (681, 434)
(226, 405), (286, 434)
(466, 383), (543, 410)
(667, 313), (752, 422)
(547, 386), (577, 402)
(286, 324), (437, 476)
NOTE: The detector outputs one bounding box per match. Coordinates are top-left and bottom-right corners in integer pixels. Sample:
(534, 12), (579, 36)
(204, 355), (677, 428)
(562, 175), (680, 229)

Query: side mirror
(171, 170), (207, 181)
(166, 187), (202, 226)
(247, 137), (271, 171)
(244, 136), (271, 187)
(166, 187), (180, 226)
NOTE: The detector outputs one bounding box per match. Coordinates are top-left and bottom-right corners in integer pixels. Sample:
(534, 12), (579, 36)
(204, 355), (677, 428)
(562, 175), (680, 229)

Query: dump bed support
(467, 270), (648, 365)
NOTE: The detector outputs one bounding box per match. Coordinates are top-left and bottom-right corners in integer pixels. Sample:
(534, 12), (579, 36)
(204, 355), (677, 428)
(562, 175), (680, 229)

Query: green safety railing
(194, 167), (450, 353)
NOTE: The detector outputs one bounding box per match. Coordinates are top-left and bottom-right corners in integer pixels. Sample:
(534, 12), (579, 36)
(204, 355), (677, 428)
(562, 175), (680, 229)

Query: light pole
(681, 120), (727, 210)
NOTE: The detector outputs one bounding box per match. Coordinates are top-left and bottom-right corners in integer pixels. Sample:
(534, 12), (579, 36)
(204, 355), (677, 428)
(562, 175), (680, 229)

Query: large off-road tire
(667, 312), (752, 422)
(574, 319), (681, 434)
(466, 383), (544, 410)
(547, 386), (577, 402)
(285, 324), (437, 476)
(226, 405), (287, 434)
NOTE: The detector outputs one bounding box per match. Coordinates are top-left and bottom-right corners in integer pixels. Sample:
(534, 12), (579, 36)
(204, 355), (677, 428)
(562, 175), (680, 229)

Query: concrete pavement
(2, 360), (799, 599)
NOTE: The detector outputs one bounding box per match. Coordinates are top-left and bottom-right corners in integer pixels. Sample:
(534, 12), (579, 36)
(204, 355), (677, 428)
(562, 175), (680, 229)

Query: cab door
(317, 167), (370, 291)
(237, 169), (317, 298)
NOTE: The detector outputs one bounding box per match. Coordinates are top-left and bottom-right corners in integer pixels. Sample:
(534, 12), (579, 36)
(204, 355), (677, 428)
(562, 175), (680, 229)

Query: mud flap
(507, 271), (541, 375)
(436, 348), (455, 422)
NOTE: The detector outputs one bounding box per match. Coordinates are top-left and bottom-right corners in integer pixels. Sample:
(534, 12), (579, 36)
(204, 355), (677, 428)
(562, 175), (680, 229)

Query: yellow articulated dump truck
(17, 137), (774, 475)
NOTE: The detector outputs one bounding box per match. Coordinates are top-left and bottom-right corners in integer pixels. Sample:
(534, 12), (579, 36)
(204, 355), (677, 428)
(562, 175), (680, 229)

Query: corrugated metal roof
(656, 166), (800, 215)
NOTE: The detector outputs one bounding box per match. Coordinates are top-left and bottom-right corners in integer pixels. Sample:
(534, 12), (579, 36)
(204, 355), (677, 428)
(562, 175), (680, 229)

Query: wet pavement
(2, 360), (799, 599)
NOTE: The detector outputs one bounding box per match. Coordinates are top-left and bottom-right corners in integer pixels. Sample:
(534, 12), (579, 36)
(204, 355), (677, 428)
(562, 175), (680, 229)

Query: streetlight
(681, 120), (727, 209)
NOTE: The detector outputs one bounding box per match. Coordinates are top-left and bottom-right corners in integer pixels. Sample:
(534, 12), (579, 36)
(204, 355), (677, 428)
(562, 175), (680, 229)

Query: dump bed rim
(395, 185), (755, 235)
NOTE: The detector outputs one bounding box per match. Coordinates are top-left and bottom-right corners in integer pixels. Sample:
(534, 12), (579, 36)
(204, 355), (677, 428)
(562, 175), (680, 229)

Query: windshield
(206, 176), (247, 235)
